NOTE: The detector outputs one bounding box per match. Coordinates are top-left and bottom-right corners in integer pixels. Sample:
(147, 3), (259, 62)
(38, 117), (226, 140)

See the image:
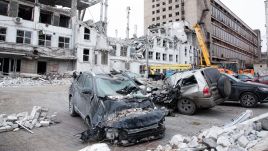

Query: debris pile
(0, 106), (59, 133)
(0, 77), (71, 88)
(149, 110), (268, 151)
(79, 143), (110, 151)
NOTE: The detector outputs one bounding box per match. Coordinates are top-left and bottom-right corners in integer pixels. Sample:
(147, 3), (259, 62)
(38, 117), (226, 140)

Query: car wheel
(177, 98), (196, 115)
(69, 96), (77, 116)
(240, 92), (258, 108)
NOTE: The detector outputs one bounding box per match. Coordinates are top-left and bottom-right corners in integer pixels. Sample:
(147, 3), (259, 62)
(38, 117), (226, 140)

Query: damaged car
(69, 72), (165, 146)
(157, 67), (231, 115)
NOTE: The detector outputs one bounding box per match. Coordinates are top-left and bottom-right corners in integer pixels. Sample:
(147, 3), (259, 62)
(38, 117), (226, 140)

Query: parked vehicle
(252, 75), (268, 85)
(221, 73), (268, 107)
(69, 72), (165, 145)
(236, 74), (254, 82)
(164, 67), (228, 115)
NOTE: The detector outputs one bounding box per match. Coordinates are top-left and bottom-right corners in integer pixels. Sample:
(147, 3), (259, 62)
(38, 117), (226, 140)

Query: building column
(8, 0), (18, 17)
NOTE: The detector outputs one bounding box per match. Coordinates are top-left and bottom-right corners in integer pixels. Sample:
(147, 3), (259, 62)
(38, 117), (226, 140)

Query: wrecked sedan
(69, 72), (165, 145)
(162, 67), (230, 115)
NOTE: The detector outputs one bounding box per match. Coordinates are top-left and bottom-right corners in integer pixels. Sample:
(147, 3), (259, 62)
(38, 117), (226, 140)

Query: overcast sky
(85, 0), (267, 52)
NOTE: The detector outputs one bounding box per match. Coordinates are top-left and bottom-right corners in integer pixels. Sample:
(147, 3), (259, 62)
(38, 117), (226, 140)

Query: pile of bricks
(0, 106), (59, 133)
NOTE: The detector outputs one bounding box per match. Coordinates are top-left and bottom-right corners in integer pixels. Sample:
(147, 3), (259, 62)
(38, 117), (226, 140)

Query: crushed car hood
(91, 97), (164, 129)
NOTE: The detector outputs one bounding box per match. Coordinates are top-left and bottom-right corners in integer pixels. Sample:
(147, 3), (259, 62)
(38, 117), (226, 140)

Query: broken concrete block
(217, 135), (231, 147)
(188, 136), (199, 148)
(24, 121), (34, 130)
(0, 127), (7, 133)
(203, 138), (217, 148)
(216, 145), (227, 151)
(257, 131), (268, 138)
(40, 121), (50, 127)
(0, 115), (4, 126)
(13, 128), (20, 132)
(170, 134), (185, 146)
(155, 145), (163, 151)
(35, 122), (41, 128)
(226, 145), (245, 151)
(17, 112), (28, 119)
(11, 124), (18, 129)
(237, 135), (249, 148)
(231, 130), (244, 141)
(248, 134), (258, 141)
(32, 119), (37, 127)
(178, 143), (188, 149)
(246, 140), (258, 149)
(30, 106), (41, 120)
(40, 112), (47, 118)
(5, 125), (12, 131)
(7, 114), (17, 121)
(260, 118), (268, 131)
(205, 126), (224, 140)
(253, 122), (262, 131)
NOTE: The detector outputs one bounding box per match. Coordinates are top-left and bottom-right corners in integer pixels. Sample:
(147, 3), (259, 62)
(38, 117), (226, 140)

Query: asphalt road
(0, 85), (268, 151)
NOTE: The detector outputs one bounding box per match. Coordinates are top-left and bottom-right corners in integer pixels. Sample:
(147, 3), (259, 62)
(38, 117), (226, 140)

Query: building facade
(144, 0), (261, 64)
(265, 0), (268, 65)
(109, 22), (197, 75)
(0, 0), (110, 75)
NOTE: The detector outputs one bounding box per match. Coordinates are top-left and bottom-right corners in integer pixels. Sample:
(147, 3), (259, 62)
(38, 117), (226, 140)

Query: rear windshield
(202, 68), (221, 86)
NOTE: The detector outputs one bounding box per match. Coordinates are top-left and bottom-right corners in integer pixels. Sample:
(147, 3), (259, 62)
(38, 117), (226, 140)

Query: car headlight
(259, 87), (268, 92)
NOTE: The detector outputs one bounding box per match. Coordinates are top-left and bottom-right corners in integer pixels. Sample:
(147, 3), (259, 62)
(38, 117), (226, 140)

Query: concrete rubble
(148, 110), (268, 151)
(79, 143), (110, 151)
(0, 106), (59, 133)
(0, 75), (71, 88)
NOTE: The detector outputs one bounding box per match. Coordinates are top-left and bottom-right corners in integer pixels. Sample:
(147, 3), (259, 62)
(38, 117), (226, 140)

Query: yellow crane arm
(194, 24), (211, 66)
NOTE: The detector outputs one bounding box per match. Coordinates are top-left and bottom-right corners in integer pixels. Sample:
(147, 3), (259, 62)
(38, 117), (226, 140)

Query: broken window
(59, 15), (70, 28)
(94, 54), (98, 65)
(84, 28), (91, 40)
(18, 4), (33, 21)
(140, 65), (146, 74)
(0, 27), (6, 42)
(38, 34), (51, 47)
(182, 76), (197, 87)
(0, 1), (8, 16)
(16, 30), (31, 44)
(149, 51), (153, 59)
(163, 54), (167, 61)
(40, 10), (53, 24)
(101, 51), (108, 65)
(163, 40), (167, 47)
(110, 45), (116, 56)
(176, 55), (178, 62)
(169, 54), (173, 62)
(58, 37), (70, 49)
(156, 52), (160, 60)
(120, 46), (128, 57)
(83, 49), (90, 62)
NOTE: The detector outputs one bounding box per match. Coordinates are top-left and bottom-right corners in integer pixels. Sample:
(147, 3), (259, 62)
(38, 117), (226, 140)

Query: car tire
(69, 96), (77, 116)
(217, 75), (232, 98)
(240, 92), (258, 108)
(177, 98), (196, 115)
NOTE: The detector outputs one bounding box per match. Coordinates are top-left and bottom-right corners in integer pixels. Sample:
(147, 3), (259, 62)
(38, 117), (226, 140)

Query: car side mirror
(82, 88), (92, 95)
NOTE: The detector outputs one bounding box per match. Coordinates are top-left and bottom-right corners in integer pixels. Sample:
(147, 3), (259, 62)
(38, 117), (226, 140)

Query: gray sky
(86, 0), (267, 52)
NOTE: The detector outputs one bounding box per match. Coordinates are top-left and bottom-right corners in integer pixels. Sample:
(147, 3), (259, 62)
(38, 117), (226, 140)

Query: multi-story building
(109, 22), (197, 75)
(144, 0), (261, 64)
(0, 0), (110, 75)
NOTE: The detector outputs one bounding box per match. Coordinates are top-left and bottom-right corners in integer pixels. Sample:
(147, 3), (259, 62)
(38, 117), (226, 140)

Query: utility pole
(104, 0), (108, 35)
(126, 6), (130, 39)
(145, 29), (150, 79)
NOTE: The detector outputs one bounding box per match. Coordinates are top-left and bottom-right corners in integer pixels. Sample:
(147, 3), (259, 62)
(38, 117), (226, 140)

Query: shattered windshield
(96, 76), (143, 97)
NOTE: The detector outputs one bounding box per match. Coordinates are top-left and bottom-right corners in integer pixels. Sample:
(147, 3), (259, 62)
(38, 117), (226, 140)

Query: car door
(75, 74), (87, 118)
(80, 75), (94, 118)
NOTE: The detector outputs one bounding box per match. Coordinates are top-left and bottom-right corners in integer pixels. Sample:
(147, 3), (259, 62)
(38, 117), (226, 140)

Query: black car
(221, 73), (268, 107)
(69, 72), (165, 145)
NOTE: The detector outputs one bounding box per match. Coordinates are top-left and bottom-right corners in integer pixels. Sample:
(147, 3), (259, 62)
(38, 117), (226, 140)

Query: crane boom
(194, 24), (211, 66)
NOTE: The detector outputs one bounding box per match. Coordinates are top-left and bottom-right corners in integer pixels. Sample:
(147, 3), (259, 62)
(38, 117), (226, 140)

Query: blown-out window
(16, 30), (31, 44)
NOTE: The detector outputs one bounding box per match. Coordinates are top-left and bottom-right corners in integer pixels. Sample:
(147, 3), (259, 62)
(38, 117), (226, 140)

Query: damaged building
(109, 21), (198, 75)
(0, 0), (109, 75)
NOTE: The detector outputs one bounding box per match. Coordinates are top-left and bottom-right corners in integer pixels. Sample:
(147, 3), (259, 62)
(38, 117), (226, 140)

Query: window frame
(84, 28), (91, 40)
(16, 30), (32, 44)
(0, 27), (7, 42)
(38, 34), (52, 47)
(58, 36), (70, 49)
(83, 49), (90, 62)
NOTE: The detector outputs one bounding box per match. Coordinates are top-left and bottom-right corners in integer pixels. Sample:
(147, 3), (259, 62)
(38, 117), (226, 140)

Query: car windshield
(96, 76), (143, 97)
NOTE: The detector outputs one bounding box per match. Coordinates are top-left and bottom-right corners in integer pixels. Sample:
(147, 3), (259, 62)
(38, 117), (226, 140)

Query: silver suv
(166, 68), (226, 115)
